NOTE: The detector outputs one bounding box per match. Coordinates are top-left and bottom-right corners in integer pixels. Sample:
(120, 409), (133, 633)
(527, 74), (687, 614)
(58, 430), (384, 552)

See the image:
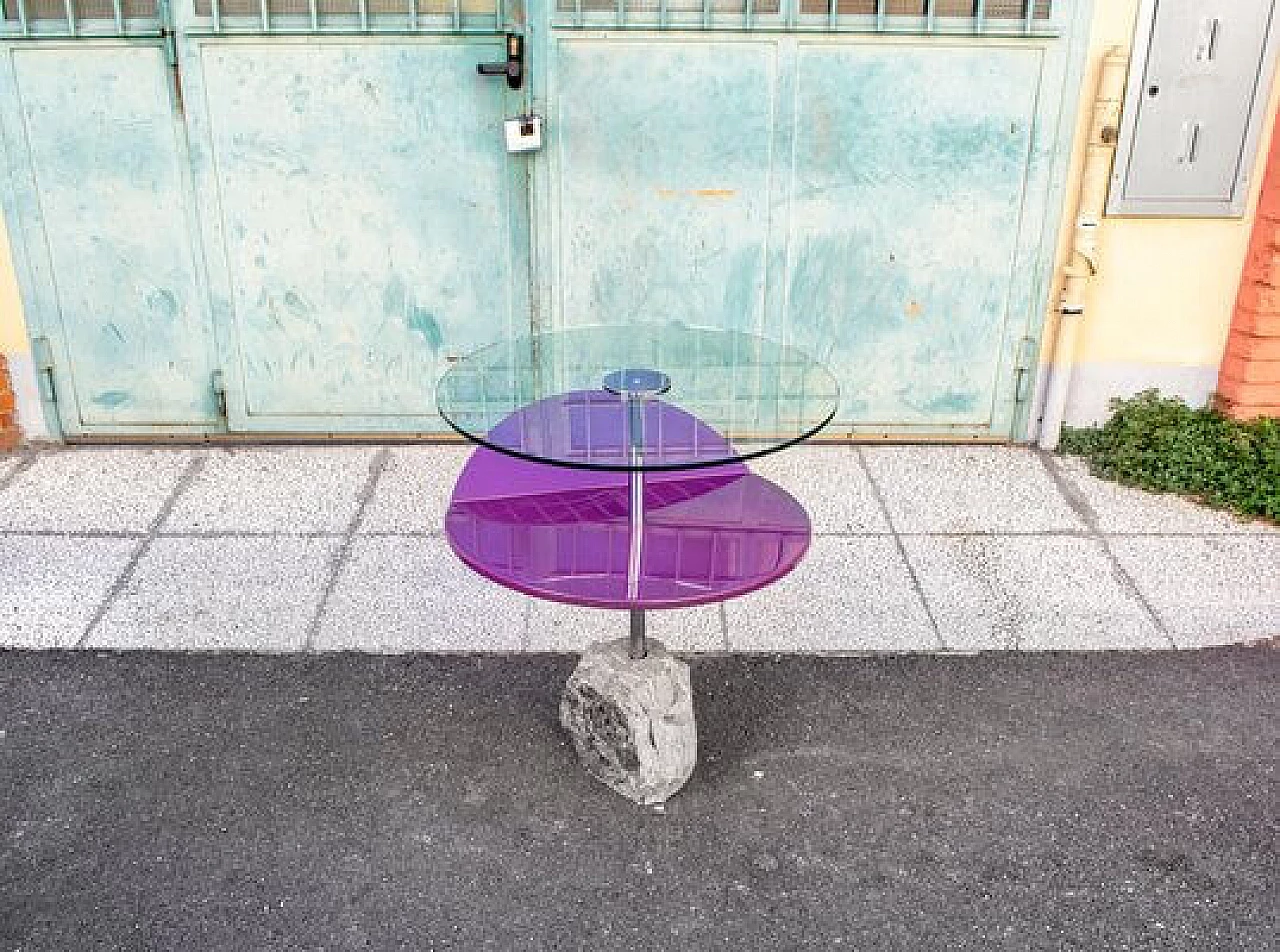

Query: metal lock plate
(504, 115), (543, 154)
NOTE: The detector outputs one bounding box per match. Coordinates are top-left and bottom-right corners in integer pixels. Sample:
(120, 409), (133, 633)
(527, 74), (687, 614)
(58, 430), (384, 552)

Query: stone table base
(559, 638), (697, 805)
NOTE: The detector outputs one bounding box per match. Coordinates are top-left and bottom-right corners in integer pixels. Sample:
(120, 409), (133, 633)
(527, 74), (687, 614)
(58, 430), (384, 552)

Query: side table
(437, 324), (838, 804)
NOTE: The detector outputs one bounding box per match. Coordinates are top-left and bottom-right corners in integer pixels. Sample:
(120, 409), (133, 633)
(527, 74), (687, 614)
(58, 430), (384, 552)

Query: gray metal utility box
(1109, 0), (1280, 217)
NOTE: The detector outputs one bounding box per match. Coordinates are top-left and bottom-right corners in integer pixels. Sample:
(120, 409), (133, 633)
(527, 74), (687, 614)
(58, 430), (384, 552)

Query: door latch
(477, 34), (523, 91)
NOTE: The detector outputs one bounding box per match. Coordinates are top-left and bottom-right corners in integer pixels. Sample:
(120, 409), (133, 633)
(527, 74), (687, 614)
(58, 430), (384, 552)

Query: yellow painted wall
(0, 215), (27, 355)
(1047, 0), (1280, 371)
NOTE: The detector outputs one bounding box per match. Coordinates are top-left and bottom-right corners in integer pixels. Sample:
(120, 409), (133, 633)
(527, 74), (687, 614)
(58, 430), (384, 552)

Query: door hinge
(211, 370), (228, 419)
(1013, 336), (1038, 404)
(31, 336), (57, 404)
(157, 0), (183, 114)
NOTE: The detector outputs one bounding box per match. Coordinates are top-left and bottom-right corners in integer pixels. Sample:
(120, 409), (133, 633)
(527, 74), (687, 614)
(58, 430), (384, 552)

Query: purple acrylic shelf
(444, 394), (812, 611)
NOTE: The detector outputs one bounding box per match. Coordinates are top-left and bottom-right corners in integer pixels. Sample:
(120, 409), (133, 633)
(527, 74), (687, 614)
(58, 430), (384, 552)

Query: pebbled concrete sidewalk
(0, 444), (1276, 653)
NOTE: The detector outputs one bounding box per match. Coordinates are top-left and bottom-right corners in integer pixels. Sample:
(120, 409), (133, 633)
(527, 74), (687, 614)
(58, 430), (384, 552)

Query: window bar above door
(1, 0), (164, 36)
(0, 0), (1058, 37)
(180, 0), (507, 34)
(551, 0), (1059, 34)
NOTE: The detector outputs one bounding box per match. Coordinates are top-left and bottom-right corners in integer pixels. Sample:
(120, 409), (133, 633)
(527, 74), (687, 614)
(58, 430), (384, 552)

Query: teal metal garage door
(0, 0), (1089, 439)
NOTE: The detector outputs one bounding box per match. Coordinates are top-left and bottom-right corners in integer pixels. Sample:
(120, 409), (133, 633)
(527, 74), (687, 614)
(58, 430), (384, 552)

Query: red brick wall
(0, 353), (18, 450)
(1220, 114), (1280, 420)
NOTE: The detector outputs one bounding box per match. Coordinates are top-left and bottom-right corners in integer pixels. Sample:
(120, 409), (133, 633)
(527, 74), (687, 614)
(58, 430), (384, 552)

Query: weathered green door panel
(194, 40), (529, 430)
(549, 40), (775, 335)
(538, 17), (1082, 439)
(783, 44), (1042, 428)
(2, 45), (219, 432)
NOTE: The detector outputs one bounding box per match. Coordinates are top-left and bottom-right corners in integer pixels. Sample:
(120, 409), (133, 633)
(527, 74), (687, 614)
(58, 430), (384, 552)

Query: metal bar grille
(1, 0), (163, 36)
(0, 0), (1058, 40)
(553, 0), (1058, 33)
(179, 0), (506, 34)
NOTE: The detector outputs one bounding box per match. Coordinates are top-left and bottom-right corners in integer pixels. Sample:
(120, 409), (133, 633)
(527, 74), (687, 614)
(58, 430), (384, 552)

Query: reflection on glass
(447, 444), (811, 609)
(436, 323), (840, 471)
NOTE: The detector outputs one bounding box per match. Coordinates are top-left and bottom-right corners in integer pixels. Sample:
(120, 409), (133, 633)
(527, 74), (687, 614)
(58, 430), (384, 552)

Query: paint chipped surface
(655, 188), (739, 199)
(91, 390), (131, 409)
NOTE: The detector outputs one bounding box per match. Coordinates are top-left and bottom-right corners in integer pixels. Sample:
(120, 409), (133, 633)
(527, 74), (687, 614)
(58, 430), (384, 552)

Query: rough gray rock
(559, 638), (697, 805)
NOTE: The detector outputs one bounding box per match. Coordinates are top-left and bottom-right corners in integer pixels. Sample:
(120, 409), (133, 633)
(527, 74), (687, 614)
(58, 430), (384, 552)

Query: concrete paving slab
(528, 600), (722, 652)
(902, 535), (1167, 651)
(358, 444), (470, 534)
(161, 447), (375, 534)
(1110, 536), (1280, 647)
(316, 536), (527, 652)
(1054, 456), (1278, 535)
(0, 453), (23, 485)
(87, 537), (338, 651)
(0, 448), (192, 532)
(748, 445), (890, 534)
(862, 446), (1085, 533)
(725, 536), (936, 651)
(0, 536), (139, 647)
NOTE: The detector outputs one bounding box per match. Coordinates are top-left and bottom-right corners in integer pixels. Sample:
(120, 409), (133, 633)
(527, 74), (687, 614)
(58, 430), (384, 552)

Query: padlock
(504, 115), (543, 154)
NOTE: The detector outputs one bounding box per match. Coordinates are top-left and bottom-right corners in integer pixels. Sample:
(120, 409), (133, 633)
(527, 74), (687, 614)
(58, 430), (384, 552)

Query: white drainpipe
(1038, 46), (1130, 450)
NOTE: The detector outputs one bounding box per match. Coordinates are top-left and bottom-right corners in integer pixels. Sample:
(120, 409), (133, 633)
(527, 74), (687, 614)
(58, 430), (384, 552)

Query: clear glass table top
(436, 324), (839, 471)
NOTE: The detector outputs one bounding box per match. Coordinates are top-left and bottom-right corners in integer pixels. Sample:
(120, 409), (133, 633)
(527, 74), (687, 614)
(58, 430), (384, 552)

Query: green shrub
(1058, 390), (1280, 523)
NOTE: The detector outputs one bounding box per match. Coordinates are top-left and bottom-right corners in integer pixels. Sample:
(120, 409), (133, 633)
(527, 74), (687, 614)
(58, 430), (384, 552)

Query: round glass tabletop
(436, 324), (839, 471)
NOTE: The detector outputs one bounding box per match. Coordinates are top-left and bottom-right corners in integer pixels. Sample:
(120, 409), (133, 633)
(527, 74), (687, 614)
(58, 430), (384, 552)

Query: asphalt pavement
(1, 648), (1275, 951)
